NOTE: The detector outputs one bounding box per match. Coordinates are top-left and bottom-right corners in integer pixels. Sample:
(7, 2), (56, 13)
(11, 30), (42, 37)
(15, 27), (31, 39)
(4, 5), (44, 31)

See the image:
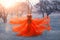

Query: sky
(0, 0), (39, 8)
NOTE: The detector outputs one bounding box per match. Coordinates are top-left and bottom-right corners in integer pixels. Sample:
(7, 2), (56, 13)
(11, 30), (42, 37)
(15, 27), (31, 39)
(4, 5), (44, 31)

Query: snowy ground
(0, 13), (60, 40)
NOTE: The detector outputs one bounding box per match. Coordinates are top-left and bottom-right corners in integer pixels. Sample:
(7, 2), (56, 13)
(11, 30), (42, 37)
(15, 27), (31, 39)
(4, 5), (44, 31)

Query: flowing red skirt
(9, 16), (51, 36)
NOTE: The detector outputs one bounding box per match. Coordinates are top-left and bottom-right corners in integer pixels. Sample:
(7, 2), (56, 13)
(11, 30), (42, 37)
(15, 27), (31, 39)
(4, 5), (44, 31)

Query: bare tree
(0, 4), (7, 23)
(34, 0), (60, 18)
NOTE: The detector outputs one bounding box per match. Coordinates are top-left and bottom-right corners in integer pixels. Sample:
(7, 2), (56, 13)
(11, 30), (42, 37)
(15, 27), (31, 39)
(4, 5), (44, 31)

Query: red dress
(9, 16), (51, 37)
